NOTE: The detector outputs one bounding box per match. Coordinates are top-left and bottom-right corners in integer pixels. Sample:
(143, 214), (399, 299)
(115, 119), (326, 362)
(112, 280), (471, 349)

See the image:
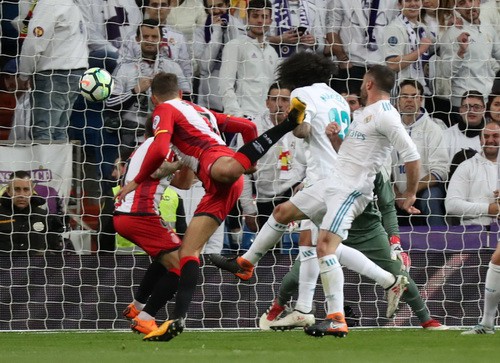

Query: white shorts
(290, 178), (371, 240)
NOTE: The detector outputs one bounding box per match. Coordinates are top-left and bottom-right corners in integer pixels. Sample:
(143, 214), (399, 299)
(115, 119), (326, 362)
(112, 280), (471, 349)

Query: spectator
(106, 19), (190, 149)
(17, 0), (88, 141)
(438, 0), (500, 110)
(75, 0), (142, 73)
(486, 91), (500, 124)
(325, 0), (399, 92)
(383, 0), (435, 96)
(267, 0), (325, 59)
(165, 0), (207, 77)
(193, 0), (246, 111)
(120, 0), (193, 93)
(2, 58), (30, 142)
(392, 79), (448, 226)
(0, 170), (62, 255)
(443, 90), (485, 163)
(219, 0), (279, 119)
(445, 121), (500, 226)
(249, 83), (306, 229)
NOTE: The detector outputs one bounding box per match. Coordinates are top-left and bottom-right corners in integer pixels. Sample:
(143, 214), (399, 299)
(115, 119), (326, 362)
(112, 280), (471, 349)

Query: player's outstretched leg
(143, 318), (185, 341)
(123, 303), (141, 320)
(131, 317), (159, 335)
(208, 254), (254, 281)
(304, 312), (348, 338)
(386, 275), (409, 318)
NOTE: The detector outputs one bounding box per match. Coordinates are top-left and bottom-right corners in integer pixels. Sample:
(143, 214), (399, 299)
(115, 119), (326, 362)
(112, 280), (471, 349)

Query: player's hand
(389, 236), (411, 273)
(244, 165), (257, 175)
(325, 122), (341, 138)
(115, 180), (138, 203)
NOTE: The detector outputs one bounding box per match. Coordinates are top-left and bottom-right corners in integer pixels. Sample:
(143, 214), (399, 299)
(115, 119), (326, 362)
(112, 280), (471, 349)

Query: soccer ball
(79, 67), (114, 102)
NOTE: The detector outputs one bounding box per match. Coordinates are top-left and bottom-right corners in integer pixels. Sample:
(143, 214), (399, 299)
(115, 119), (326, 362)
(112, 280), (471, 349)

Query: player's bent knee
(273, 203), (296, 224)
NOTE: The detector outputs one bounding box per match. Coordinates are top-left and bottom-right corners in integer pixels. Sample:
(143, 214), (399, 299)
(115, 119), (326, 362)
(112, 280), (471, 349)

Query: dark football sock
(234, 119), (298, 168)
(172, 258), (200, 319)
(142, 270), (180, 317)
(135, 261), (168, 304)
(277, 259), (301, 306)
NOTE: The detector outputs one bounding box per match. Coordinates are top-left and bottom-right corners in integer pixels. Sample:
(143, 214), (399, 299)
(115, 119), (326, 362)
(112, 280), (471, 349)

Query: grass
(0, 329), (497, 363)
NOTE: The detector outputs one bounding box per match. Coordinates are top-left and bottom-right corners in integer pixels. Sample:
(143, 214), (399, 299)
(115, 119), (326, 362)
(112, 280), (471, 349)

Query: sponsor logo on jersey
(33, 26), (44, 37)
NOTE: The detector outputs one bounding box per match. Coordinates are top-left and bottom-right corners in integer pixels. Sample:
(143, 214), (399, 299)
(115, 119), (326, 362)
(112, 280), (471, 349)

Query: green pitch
(0, 329), (497, 363)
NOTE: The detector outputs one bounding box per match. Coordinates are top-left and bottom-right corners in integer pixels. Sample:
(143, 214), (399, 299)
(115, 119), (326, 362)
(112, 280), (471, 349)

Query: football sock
(277, 258), (300, 306)
(318, 254), (344, 315)
(233, 120), (300, 169)
(295, 247), (319, 313)
(480, 262), (500, 328)
(242, 214), (287, 265)
(402, 276), (431, 323)
(336, 243), (395, 289)
(143, 270), (180, 317)
(135, 261), (168, 304)
(172, 257), (200, 320)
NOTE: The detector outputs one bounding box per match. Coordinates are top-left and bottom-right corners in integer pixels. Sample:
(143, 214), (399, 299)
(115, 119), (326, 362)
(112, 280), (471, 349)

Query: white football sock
(318, 254), (344, 315)
(242, 214), (287, 265)
(137, 311), (154, 321)
(480, 262), (500, 328)
(295, 246), (319, 313)
(133, 300), (145, 310)
(336, 243), (395, 289)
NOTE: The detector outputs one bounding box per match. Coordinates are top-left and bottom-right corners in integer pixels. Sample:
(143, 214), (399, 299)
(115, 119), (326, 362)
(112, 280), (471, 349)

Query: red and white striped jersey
(152, 99), (226, 172)
(115, 137), (173, 215)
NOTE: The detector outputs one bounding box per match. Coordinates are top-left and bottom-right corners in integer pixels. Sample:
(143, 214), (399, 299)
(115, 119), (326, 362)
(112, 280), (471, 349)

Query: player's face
(488, 96), (500, 124)
(398, 84), (422, 115)
(146, 0), (171, 23)
(400, 0), (422, 21)
(266, 88), (291, 124)
(455, 0), (480, 24)
(138, 26), (162, 58)
(207, 0), (228, 17)
(360, 77), (369, 106)
(112, 158), (126, 181)
(247, 9), (272, 37)
(8, 178), (33, 209)
(460, 97), (485, 126)
(481, 124), (500, 160)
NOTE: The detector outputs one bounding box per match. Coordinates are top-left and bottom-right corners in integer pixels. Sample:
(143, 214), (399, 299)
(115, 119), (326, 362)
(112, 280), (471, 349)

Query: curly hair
(276, 52), (336, 90)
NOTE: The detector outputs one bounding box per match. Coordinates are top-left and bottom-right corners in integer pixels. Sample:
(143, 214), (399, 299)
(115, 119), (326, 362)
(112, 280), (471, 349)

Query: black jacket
(0, 192), (53, 255)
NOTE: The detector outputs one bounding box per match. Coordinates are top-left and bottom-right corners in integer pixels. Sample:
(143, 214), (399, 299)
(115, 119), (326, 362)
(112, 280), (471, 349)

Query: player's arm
(170, 166), (196, 190)
(212, 112), (258, 143)
(292, 122), (311, 139)
(325, 122), (343, 152)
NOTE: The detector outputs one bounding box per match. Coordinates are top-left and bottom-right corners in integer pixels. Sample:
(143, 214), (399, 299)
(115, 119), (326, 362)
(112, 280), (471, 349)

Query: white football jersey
(291, 83), (351, 185)
(335, 100), (420, 194)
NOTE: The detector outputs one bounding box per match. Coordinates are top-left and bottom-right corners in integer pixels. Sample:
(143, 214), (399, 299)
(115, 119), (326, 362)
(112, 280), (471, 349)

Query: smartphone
(297, 26), (308, 36)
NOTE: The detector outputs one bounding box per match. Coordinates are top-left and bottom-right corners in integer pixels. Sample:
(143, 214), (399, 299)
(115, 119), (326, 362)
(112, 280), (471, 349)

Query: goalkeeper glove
(389, 235), (411, 273)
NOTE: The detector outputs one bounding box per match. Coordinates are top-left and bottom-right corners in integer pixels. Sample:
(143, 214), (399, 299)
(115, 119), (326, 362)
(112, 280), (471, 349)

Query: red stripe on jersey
(130, 178), (160, 214)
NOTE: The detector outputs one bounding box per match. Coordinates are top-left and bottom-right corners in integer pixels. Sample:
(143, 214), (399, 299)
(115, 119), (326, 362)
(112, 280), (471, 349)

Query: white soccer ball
(79, 67), (114, 102)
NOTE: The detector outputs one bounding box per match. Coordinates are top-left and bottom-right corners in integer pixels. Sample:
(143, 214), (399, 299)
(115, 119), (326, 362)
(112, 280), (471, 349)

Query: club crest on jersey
(363, 115), (373, 123)
(153, 115), (161, 130)
(33, 26), (44, 37)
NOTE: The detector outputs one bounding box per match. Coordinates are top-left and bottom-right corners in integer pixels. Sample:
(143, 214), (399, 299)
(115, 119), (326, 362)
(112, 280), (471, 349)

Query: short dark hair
(365, 65), (395, 94)
(151, 72), (179, 98)
(276, 52), (336, 90)
(267, 82), (290, 97)
(203, 0), (230, 9)
(461, 90), (485, 105)
(486, 91), (500, 120)
(398, 79), (424, 96)
(247, 0), (272, 15)
(136, 18), (162, 38)
(9, 170), (31, 181)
